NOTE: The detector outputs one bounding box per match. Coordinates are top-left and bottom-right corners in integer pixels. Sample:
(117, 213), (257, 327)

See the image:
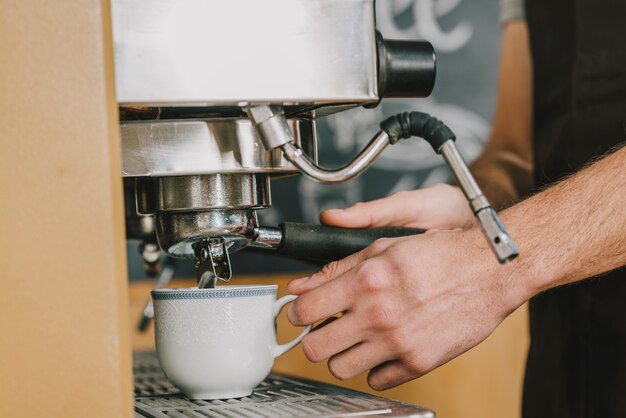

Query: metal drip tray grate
(134, 352), (434, 418)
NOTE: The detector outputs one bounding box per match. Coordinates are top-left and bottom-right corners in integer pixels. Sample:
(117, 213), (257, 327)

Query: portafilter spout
(157, 209), (257, 288)
(193, 236), (232, 289)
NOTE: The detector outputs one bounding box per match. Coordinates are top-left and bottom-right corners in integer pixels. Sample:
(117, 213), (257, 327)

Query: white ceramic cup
(151, 285), (311, 400)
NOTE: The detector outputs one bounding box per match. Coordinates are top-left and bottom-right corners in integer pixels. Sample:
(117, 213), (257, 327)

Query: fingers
(320, 191), (419, 229)
(287, 262), (366, 326)
(288, 248), (369, 295)
(300, 313), (363, 363)
(288, 245), (398, 325)
(326, 341), (396, 381)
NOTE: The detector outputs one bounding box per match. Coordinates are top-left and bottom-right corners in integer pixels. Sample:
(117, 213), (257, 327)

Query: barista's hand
(320, 184), (475, 231)
(287, 229), (527, 390)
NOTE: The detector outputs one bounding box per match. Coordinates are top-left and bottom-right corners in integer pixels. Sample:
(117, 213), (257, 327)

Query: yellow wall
(0, 0), (133, 416)
(131, 275), (528, 418)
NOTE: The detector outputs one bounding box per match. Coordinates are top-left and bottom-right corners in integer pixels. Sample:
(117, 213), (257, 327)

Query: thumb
(320, 191), (420, 228)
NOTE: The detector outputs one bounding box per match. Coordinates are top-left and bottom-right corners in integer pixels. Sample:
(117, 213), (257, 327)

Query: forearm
(500, 145), (626, 301)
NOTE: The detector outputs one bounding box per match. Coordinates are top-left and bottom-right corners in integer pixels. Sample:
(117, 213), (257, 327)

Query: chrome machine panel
(111, 0), (378, 107)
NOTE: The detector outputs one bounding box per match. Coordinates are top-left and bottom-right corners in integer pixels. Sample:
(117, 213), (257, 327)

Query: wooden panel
(131, 275), (528, 418)
(0, 1), (133, 417)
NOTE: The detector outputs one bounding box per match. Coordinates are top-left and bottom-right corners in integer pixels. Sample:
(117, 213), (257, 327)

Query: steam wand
(380, 113), (518, 263)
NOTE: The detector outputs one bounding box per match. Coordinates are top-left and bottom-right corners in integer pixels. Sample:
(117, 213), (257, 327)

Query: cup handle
(272, 294), (312, 358)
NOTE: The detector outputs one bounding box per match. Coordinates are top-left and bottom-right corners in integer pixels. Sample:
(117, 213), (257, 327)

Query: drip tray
(134, 352), (434, 418)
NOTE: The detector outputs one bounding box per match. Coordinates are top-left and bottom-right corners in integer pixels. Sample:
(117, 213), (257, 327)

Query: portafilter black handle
(251, 222), (424, 264)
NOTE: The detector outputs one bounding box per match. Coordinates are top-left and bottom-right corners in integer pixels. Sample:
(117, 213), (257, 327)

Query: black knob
(376, 31), (437, 99)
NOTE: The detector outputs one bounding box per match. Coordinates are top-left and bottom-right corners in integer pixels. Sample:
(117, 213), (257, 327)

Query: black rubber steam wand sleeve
(275, 222), (423, 264)
(380, 111), (456, 152)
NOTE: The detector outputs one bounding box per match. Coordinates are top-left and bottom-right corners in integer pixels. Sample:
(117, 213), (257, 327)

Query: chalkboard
(128, 0), (502, 280)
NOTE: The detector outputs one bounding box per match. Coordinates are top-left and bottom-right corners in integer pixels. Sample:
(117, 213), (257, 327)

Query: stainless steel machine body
(112, 0), (378, 108)
(120, 119), (317, 178)
(114, 0), (441, 282)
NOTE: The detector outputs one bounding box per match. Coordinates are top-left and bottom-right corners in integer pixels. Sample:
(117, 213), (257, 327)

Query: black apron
(523, 1), (626, 416)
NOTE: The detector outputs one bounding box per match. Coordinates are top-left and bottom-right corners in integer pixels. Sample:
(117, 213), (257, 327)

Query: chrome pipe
(280, 131), (390, 184)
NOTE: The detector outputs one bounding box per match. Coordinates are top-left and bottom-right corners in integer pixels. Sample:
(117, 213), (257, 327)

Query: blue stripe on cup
(152, 287), (277, 300)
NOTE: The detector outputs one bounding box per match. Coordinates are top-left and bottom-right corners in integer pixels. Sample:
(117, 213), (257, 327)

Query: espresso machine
(112, 1), (517, 416)
(117, 0), (517, 290)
